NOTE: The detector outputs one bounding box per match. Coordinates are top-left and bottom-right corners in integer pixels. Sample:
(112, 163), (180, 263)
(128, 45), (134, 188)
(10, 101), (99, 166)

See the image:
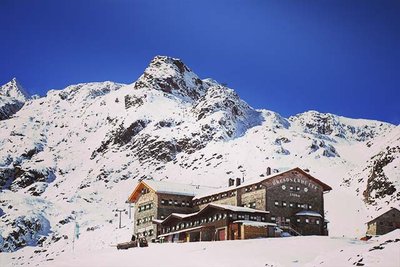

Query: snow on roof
(295, 211), (323, 218)
(158, 226), (203, 238)
(366, 207), (400, 224)
(158, 203), (269, 225)
(208, 203), (269, 214)
(143, 180), (214, 197)
(193, 167), (331, 200)
(152, 219), (163, 224)
(233, 220), (277, 227)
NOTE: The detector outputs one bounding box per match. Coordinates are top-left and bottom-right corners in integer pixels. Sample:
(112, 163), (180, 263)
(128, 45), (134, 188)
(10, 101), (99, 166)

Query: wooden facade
(192, 168), (331, 236)
(366, 207), (400, 236)
(155, 204), (275, 242)
(127, 167), (332, 241)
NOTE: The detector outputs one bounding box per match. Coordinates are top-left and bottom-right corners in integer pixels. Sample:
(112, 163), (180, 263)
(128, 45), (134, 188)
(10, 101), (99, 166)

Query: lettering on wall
(272, 177), (318, 190)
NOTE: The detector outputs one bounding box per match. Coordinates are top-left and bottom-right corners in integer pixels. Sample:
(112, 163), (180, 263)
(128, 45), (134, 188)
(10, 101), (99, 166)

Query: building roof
(367, 207), (400, 224)
(295, 210), (323, 218)
(193, 167), (332, 200)
(205, 203), (269, 214)
(128, 179), (215, 203)
(158, 226), (203, 238)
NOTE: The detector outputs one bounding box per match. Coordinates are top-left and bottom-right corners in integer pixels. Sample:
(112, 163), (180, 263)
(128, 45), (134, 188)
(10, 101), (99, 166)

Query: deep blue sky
(1, 0), (399, 124)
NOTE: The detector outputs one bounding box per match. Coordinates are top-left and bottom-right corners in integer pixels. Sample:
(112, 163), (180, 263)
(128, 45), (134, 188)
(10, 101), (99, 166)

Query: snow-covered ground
(2, 229), (399, 267)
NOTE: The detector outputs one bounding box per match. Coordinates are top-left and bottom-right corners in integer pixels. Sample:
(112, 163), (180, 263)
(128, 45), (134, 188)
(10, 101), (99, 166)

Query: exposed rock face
(363, 145), (399, 204)
(0, 214), (50, 252)
(289, 111), (392, 142)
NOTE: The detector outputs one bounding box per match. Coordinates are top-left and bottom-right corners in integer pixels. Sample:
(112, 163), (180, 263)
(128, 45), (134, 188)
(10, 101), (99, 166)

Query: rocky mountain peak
(0, 78), (30, 102)
(134, 56), (207, 101)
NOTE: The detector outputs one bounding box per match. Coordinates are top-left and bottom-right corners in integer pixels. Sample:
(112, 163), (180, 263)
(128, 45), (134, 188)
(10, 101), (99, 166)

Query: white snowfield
(2, 229), (398, 267)
(0, 56), (399, 265)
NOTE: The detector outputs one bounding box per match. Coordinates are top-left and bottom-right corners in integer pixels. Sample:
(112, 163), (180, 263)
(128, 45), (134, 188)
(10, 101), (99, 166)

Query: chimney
(236, 178), (241, 187)
(266, 167), (271, 176)
(228, 178), (234, 187)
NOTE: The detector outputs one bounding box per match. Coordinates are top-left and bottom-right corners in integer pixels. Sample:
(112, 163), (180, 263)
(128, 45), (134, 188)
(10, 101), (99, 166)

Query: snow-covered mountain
(0, 78), (30, 120)
(0, 56), (399, 261)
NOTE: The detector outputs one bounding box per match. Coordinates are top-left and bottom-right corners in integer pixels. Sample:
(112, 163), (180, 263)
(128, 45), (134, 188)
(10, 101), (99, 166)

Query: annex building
(127, 167), (332, 242)
(366, 207), (400, 236)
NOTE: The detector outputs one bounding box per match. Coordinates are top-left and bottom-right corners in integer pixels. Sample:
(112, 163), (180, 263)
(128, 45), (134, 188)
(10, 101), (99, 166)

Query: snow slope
(0, 56), (399, 264)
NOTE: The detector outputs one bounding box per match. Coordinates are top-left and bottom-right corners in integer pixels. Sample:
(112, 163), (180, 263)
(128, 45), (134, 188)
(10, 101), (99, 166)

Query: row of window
(244, 184), (263, 192)
(137, 229), (154, 237)
(274, 201), (312, 209)
(136, 216), (154, 225)
(138, 203), (153, 212)
(281, 185), (306, 192)
(270, 216), (320, 224)
(242, 202), (257, 209)
(160, 199), (191, 207)
(194, 191), (236, 205)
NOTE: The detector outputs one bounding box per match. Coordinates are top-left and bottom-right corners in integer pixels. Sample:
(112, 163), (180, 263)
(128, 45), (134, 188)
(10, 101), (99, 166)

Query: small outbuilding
(366, 207), (400, 236)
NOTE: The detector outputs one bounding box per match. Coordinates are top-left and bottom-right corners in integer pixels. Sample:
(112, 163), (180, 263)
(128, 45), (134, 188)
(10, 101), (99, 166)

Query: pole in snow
(116, 209), (125, 229)
(125, 201), (133, 219)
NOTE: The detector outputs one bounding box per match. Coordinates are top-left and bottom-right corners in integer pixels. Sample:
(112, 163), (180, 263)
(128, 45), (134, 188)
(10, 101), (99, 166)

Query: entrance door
(217, 229), (226, 241)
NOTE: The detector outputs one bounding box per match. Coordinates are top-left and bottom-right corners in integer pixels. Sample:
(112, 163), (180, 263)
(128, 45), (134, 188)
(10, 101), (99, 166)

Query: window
(161, 199), (166, 205)
(174, 200), (178, 206)
(160, 215), (165, 219)
(297, 218), (301, 223)
(285, 218), (290, 222)
(271, 216), (276, 221)
(305, 219), (309, 224)
(251, 202), (256, 208)
(261, 217), (266, 221)
(297, 203), (302, 208)
(309, 205), (312, 209)
(169, 200), (173, 205)
(289, 202), (294, 208)
(149, 230), (153, 236)
(316, 220), (320, 225)
(282, 201), (287, 207)
(274, 201), (279, 206)
(296, 186), (300, 191)
(290, 186), (294, 191)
